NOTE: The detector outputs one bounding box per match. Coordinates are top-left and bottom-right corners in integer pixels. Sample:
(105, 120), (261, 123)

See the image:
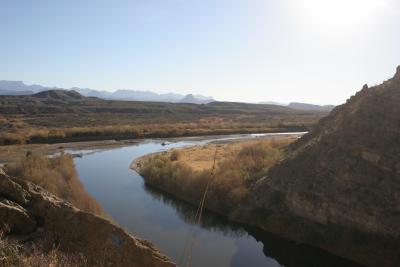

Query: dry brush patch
(140, 138), (294, 215)
(4, 154), (104, 216)
(0, 234), (89, 267)
(0, 119), (309, 146)
(0, 92), (323, 145)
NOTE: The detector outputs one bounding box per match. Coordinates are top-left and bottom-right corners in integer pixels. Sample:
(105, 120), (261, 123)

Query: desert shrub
(48, 129), (66, 140)
(169, 149), (181, 161)
(0, 133), (25, 145)
(5, 154), (104, 216)
(233, 140), (285, 181)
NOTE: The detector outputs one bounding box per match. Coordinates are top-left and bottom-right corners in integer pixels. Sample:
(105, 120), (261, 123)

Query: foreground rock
(0, 170), (175, 267)
(242, 67), (400, 266)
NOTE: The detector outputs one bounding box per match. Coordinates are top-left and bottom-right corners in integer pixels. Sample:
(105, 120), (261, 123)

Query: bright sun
(301, 0), (382, 28)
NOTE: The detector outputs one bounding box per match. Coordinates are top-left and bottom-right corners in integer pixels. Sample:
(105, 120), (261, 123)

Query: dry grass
(140, 138), (294, 214)
(0, 234), (89, 267)
(168, 144), (241, 171)
(167, 138), (295, 172)
(0, 92), (323, 145)
(4, 154), (104, 216)
(0, 120), (307, 146)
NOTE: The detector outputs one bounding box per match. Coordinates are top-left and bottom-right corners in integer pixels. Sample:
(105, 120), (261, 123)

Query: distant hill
(0, 88), (326, 145)
(0, 89), (316, 115)
(257, 101), (335, 111)
(33, 90), (84, 100)
(0, 89), (35, 95)
(73, 88), (214, 103)
(179, 94), (214, 104)
(288, 102), (335, 111)
(0, 80), (49, 93)
(258, 101), (287, 106)
(0, 80), (214, 104)
(0, 80), (336, 107)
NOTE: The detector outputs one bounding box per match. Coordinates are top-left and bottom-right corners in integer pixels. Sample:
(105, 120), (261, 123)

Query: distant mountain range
(287, 102), (335, 112)
(0, 80), (214, 104)
(258, 101), (335, 112)
(0, 80), (335, 110)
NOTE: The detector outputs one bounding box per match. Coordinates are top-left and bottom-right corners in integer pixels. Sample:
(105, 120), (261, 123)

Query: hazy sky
(1, 0), (399, 104)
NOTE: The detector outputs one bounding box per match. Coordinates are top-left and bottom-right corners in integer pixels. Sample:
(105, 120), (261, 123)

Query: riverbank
(134, 133), (398, 267)
(0, 132), (305, 164)
(0, 90), (323, 146)
(0, 139), (179, 266)
(69, 133), (364, 267)
(0, 139), (141, 164)
(135, 66), (400, 267)
(134, 137), (293, 217)
(131, 133), (301, 173)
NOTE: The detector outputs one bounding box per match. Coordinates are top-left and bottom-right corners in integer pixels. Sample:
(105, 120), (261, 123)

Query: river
(73, 133), (361, 267)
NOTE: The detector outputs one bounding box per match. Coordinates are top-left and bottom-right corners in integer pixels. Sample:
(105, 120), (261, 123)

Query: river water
(73, 134), (361, 267)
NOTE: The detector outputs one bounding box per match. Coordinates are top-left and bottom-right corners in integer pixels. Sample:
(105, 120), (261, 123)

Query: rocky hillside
(243, 67), (400, 267)
(0, 169), (175, 267)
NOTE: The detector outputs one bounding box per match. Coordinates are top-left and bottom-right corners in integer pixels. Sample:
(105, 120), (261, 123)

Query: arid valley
(1, 1), (400, 266)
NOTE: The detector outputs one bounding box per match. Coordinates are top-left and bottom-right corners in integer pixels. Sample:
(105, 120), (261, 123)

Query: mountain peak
(395, 65), (400, 80)
(179, 94), (213, 104)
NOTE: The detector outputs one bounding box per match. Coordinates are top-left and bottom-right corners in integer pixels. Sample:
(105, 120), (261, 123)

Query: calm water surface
(73, 134), (361, 267)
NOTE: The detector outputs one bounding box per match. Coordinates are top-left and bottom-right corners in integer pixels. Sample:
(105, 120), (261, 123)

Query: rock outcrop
(0, 170), (175, 267)
(243, 67), (400, 267)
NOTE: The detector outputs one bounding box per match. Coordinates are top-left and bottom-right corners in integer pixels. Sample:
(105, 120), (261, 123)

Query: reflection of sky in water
(74, 138), (281, 267)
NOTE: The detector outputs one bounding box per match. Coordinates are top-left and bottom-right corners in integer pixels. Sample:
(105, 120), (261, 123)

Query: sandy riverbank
(130, 133), (302, 174)
(1, 132), (304, 165)
(0, 139), (142, 163)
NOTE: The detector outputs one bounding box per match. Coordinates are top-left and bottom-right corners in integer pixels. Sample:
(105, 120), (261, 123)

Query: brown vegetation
(0, 92), (324, 145)
(0, 233), (89, 267)
(139, 139), (292, 215)
(4, 154), (103, 216)
(0, 118), (311, 146)
(0, 172), (175, 267)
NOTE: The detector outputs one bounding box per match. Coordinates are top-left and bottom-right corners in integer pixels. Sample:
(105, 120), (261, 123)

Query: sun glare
(300, 0), (383, 29)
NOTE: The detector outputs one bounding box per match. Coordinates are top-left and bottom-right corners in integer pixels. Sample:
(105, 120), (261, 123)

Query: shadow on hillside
(144, 184), (362, 267)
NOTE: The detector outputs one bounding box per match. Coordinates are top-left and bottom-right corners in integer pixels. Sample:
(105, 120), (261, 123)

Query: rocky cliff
(0, 169), (175, 267)
(243, 67), (400, 267)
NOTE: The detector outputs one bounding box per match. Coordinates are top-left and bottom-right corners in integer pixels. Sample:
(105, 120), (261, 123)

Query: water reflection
(144, 185), (245, 237)
(144, 185), (362, 267)
(74, 135), (362, 267)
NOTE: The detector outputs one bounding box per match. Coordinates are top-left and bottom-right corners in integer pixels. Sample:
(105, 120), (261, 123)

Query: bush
(169, 150), (180, 161)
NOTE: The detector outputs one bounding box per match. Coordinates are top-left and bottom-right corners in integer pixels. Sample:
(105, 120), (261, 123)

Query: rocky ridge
(0, 168), (175, 267)
(243, 66), (400, 266)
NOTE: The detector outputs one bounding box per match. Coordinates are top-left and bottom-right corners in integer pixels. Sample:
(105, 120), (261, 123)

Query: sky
(0, 0), (399, 105)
